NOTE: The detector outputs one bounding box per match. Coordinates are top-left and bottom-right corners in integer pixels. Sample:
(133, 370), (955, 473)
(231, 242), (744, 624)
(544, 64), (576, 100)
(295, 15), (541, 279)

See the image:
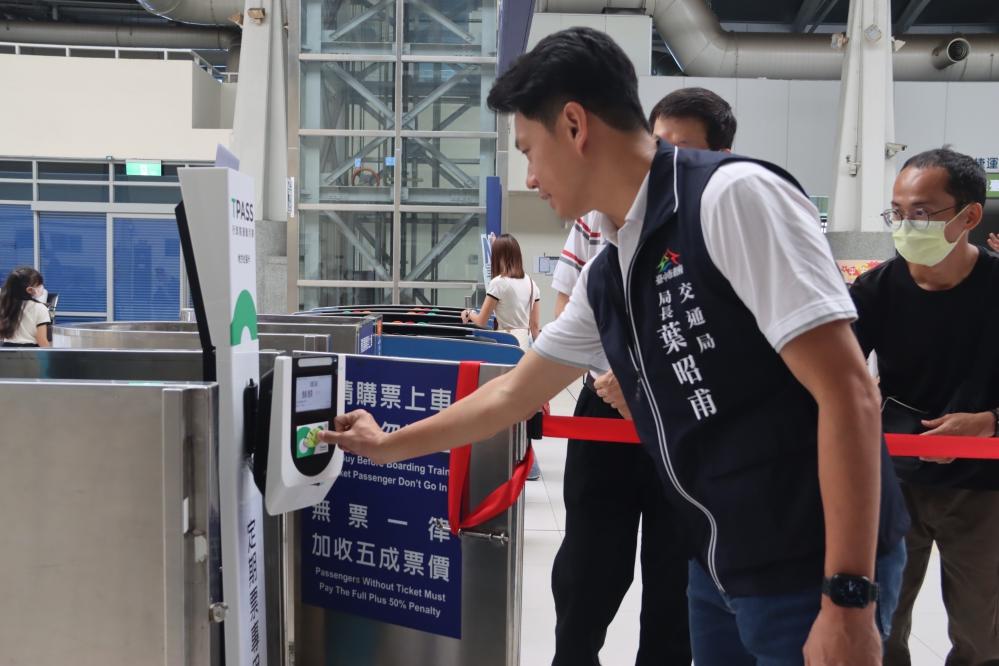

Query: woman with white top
(461, 233), (541, 350)
(0, 267), (51, 348)
(461, 234), (543, 479)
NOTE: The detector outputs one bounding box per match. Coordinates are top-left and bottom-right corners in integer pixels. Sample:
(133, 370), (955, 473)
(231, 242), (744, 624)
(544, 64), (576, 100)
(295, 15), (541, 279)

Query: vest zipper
(621, 185), (726, 594)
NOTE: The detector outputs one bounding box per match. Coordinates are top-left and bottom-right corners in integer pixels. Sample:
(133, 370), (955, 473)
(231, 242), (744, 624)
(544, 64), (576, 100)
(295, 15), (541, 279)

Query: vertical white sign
(179, 167), (268, 666)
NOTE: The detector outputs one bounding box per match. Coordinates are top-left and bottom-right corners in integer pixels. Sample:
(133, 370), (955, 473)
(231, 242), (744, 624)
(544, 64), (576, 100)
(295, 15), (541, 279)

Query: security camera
(885, 142), (908, 158)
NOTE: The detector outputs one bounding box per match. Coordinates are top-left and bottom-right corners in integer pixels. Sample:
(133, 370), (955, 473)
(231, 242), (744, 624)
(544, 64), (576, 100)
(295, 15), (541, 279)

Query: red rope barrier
(539, 415), (999, 459)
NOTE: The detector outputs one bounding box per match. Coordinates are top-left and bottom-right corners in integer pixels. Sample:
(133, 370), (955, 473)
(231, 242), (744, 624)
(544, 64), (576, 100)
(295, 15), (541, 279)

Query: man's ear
(561, 101), (589, 155)
(963, 202), (984, 232)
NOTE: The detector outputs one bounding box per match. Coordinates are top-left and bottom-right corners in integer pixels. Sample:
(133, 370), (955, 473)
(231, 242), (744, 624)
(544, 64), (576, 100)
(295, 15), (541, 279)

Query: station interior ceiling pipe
(536, 0), (999, 81)
(136, 0), (246, 27)
(0, 18), (238, 49)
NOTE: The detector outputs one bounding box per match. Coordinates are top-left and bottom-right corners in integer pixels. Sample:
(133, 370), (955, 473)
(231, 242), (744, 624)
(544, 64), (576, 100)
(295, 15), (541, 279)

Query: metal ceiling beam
(807, 0), (842, 33)
(320, 211), (392, 281)
(792, 0), (825, 33)
(408, 0), (475, 44)
(403, 213), (478, 281)
(894, 0), (932, 34)
(328, 0), (392, 41)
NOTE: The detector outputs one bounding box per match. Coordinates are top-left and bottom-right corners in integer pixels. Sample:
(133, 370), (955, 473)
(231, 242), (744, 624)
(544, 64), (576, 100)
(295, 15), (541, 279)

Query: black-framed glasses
(881, 205), (960, 231)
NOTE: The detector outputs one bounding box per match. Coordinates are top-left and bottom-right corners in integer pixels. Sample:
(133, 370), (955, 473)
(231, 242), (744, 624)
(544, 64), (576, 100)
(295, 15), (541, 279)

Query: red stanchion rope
(541, 414), (999, 459)
(447, 361), (536, 536)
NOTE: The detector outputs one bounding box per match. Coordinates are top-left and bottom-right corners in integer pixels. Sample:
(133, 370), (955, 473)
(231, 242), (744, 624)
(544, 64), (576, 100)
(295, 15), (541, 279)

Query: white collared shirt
(532, 160), (856, 372)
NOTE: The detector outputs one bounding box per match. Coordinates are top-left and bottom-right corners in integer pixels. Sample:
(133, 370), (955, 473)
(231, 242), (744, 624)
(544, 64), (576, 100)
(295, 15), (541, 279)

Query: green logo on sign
(230, 289), (259, 345)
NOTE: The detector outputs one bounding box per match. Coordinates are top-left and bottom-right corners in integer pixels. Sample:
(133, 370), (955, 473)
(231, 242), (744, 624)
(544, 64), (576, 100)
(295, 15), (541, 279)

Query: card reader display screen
(296, 375), (333, 413)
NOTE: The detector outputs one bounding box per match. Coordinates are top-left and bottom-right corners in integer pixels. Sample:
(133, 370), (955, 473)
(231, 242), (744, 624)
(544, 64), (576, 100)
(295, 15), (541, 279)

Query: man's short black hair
(487, 27), (647, 133)
(902, 148), (987, 208)
(647, 87), (737, 151)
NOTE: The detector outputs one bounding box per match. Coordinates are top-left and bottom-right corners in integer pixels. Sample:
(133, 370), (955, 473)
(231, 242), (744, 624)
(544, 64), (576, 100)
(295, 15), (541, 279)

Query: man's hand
(803, 605), (881, 666)
(987, 232), (999, 253)
(319, 410), (389, 463)
(593, 370), (632, 420)
(918, 411), (995, 464)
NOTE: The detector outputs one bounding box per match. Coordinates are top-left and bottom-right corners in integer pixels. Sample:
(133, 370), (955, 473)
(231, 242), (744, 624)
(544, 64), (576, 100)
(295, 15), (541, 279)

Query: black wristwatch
(822, 574), (879, 608)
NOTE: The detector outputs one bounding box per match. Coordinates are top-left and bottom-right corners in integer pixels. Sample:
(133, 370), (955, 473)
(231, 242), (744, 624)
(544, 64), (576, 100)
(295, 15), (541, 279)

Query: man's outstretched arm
(320, 351), (585, 464)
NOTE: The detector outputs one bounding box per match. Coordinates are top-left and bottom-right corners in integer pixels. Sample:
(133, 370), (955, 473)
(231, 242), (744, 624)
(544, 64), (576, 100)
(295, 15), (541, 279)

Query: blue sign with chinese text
(300, 356), (462, 638)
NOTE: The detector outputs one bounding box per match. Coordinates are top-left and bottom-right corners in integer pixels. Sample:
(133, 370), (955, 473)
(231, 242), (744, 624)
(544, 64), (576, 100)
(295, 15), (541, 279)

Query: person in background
(851, 148), (999, 666)
(0, 267), (51, 348)
(461, 233), (541, 348)
(462, 233), (543, 478)
(549, 87), (736, 666)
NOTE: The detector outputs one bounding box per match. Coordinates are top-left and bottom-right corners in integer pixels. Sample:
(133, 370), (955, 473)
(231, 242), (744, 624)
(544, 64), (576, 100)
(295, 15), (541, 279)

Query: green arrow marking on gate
(230, 289), (259, 345)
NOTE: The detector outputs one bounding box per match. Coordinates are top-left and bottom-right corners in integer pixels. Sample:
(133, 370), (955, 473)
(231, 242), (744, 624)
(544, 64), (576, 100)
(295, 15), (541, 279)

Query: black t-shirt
(851, 249), (999, 489)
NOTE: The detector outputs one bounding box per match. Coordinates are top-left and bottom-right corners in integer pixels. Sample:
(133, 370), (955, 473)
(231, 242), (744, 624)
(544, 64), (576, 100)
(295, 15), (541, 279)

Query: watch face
(830, 575), (874, 608)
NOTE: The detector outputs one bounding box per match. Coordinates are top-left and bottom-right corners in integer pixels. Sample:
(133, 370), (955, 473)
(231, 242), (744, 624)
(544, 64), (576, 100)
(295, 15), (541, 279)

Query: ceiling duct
(136, 0), (246, 27)
(0, 19), (238, 49)
(535, 0), (999, 81)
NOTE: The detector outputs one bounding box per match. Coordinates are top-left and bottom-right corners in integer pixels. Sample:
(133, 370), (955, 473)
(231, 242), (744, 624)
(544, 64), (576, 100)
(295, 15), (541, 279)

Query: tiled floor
(520, 384), (951, 666)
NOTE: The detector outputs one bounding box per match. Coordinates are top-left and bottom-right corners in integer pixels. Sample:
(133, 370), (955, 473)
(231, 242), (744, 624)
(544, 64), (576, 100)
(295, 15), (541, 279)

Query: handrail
(0, 40), (237, 82)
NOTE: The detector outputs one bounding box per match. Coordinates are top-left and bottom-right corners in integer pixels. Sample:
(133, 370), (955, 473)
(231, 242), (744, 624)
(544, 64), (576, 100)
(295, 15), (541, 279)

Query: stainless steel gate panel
(0, 380), (220, 666)
(55, 324), (331, 353)
(291, 362), (524, 666)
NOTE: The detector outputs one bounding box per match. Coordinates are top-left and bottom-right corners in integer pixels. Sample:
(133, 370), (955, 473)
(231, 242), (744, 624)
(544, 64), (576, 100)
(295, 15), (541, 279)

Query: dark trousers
(885, 482), (999, 666)
(551, 384), (691, 666)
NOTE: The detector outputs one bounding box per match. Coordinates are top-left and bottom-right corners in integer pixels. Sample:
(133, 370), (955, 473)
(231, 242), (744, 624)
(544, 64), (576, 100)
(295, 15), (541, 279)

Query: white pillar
(829, 0), (899, 233)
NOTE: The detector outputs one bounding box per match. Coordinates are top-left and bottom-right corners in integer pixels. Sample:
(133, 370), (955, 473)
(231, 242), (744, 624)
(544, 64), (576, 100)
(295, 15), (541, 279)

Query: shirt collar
(592, 173), (650, 246)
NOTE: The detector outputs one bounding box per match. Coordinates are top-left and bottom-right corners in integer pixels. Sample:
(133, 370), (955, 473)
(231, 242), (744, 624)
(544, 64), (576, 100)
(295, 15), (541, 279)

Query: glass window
(403, 0), (498, 56)
(38, 161), (108, 181)
(0, 160), (31, 179)
(299, 285), (392, 311)
(300, 136), (395, 205)
(301, 0), (396, 54)
(401, 62), (495, 132)
(401, 212), (484, 282)
(39, 212), (107, 314)
(300, 61), (396, 130)
(0, 183), (32, 200)
(38, 184), (110, 203)
(113, 218), (181, 321)
(300, 210), (393, 282)
(114, 186), (182, 205)
(401, 137), (495, 205)
(399, 286), (472, 307)
(0, 204), (34, 278)
(113, 163), (181, 183)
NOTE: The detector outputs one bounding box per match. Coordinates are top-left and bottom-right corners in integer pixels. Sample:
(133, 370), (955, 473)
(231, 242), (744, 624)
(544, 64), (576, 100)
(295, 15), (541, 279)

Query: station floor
(520, 382), (951, 665)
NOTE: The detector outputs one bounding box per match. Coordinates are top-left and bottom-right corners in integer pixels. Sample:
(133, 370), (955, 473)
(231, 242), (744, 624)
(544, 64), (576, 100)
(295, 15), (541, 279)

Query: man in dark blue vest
(326, 27), (910, 665)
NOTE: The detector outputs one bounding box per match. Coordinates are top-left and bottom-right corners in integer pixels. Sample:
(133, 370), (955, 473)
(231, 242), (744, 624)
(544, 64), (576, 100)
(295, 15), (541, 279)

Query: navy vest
(587, 144), (909, 596)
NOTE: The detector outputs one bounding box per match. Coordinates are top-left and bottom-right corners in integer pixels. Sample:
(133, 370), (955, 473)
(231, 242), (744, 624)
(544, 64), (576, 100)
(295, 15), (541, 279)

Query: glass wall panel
(300, 136), (395, 204)
(402, 0), (498, 56)
(38, 184), (109, 202)
(401, 137), (494, 205)
(300, 210), (393, 282)
(301, 0), (396, 54)
(401, 211), (483, 282)
(300, 61), (396, 130)
(0, 183), (32, 200)
(299, 285), (392, 311)
(0, 160), (31, 179)
(401, 62), (495, 132)
(113, 217), (181, 321)
(114, 186), (182, 205)
(399, 286), (471, 307)
(39, 211), (107, 315)
(38, 161), (108, 181)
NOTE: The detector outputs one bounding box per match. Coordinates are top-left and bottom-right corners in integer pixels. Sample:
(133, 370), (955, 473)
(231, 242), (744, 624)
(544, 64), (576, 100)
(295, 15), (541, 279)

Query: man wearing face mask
(850, 148), (999, 665)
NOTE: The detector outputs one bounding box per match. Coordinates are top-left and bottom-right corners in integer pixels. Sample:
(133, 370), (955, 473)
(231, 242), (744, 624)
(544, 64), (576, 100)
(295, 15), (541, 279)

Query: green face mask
(891, 208), (967, 267)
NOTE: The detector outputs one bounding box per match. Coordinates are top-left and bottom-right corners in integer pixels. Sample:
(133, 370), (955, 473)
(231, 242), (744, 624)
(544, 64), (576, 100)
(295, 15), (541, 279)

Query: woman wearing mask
(0, 267), (51, 348)
(461, 234), (541, 349)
